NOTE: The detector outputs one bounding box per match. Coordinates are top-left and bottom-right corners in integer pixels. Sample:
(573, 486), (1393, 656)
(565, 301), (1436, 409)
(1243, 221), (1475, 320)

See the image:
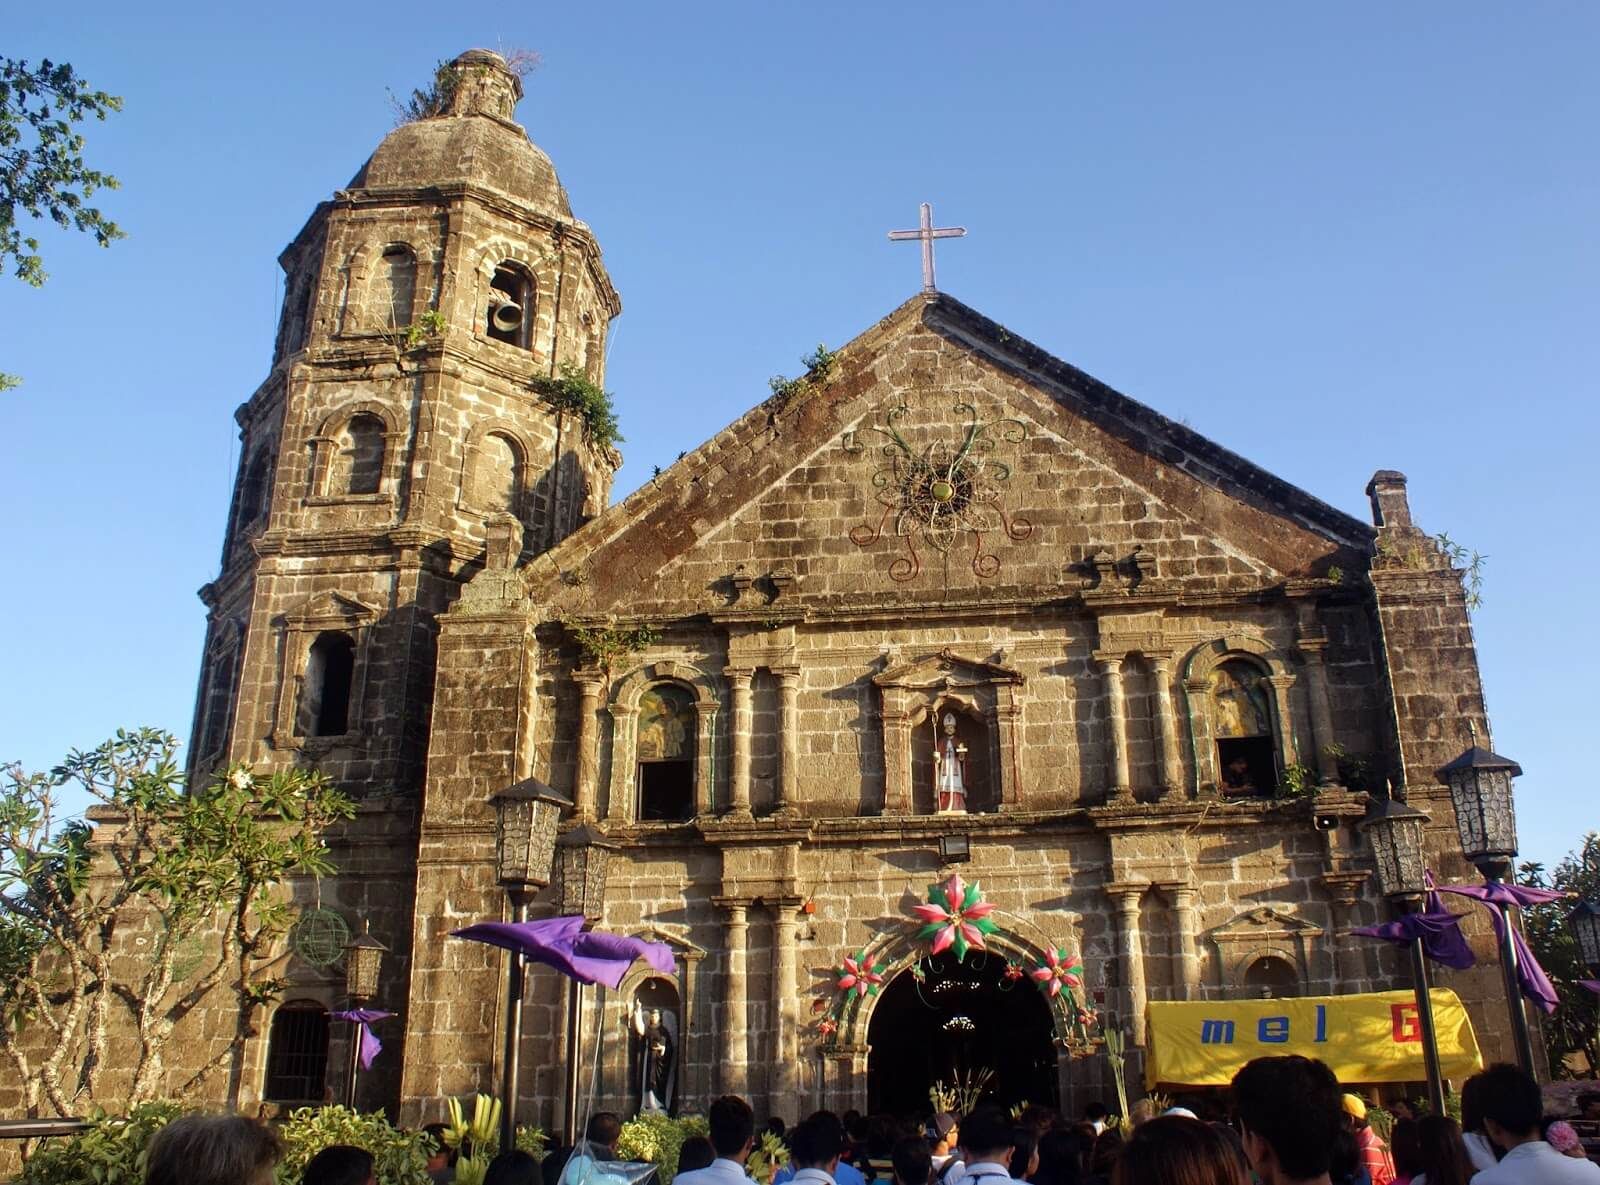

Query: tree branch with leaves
(0, 728), (354, 1117)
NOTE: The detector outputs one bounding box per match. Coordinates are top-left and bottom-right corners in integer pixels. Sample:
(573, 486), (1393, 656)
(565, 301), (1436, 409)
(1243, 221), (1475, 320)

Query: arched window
(476, 433), (521, 513)
(297, 631), (355, 737)
(379, 245), (416, 329)
(198, 629), (243, 758)
(330, 413), (385, 496)
(235, 451), (272, 537)
(486, 262), (535, 349)
(1244, 956), (1300, 999)
(262, 1000), (330, 1103)
(1210, 660), (1276, 796)
(636, 684), (695, 821)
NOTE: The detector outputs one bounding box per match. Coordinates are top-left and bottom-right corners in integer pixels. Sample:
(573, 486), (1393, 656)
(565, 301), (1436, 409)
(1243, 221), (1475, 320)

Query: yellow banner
(1144, 989), (1483, 1088)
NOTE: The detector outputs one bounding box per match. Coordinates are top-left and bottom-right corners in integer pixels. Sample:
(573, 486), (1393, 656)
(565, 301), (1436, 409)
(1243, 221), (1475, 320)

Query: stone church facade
(170, 50), (1519, 1128)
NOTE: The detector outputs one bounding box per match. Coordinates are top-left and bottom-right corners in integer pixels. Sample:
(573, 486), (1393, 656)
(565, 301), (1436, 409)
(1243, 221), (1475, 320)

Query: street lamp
(491, 777), (569, 1150)
(1436, 742), (1536, 1074)
(1359, 790), (1446, 1114)
(343, 921), (387, 1108)
(554, 823), (615, 1142)
(1568, 899), (1600, 978)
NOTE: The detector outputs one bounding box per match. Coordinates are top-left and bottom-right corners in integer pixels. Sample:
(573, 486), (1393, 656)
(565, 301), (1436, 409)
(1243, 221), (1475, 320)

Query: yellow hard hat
(1341, 1094), (1368, 1120)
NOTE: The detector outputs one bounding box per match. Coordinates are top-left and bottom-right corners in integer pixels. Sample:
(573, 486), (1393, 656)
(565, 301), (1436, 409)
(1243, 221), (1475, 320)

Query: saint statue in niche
(934, 712), (969, 814)
(631, 998), (677, 1113)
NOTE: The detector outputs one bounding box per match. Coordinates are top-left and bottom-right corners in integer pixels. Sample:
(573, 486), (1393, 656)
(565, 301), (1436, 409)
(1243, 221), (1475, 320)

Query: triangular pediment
(521, 293), (1373, 620)
(873, 647), (1023, 689)
(1209, 906), (1325, 942)
(282, 591), (379, 628)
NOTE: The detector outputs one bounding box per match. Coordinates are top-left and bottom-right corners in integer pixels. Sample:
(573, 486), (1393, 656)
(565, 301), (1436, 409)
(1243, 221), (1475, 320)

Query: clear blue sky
(3, 3), (1595, 870)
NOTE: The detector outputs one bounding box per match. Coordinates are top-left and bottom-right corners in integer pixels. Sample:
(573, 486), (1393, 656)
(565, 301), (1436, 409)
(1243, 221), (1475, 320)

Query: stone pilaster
(1094, 652), (1132, 801)
(774, 667), (801, 816)
(1296, 638), (1340, 785)
(724, 667), (754, 817)
(573, 671), (604, 820)
(1319, 871), (1369, 991)
(1107, 882), (1149, 1043)
(770, 897), (803, 1118)
(1265, 673), (1299, 767)
(1163, 882), (1201, 1000)
(712, 896), (750, 1094)
(605, 703), (635, 823)
(1148, 652), (1182, 799)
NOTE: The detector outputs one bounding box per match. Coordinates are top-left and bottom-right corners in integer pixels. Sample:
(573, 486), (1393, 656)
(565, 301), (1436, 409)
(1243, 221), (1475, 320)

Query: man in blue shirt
(775, 1113), (867, 1185)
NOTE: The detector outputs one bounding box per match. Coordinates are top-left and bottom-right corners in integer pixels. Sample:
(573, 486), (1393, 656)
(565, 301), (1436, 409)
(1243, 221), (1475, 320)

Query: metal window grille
(263, 1001), (330, 1103)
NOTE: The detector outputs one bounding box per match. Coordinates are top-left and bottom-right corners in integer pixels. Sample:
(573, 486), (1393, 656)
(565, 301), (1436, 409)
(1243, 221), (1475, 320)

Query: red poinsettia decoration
(818, 1017), (839, 1039)
(1031, 947), (1084, 998)
(912, 873), (999, 961)
(1003, 960), (1025, 982)
(835, 951), (886, 999)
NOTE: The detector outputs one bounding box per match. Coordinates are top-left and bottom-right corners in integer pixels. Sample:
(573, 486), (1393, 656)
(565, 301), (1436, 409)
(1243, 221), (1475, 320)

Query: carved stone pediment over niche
(873, 649), (1025, 815)
(872, 647), (1024, 693)
(1206, 906), (1324, 996)
(281, 591), (379, 630)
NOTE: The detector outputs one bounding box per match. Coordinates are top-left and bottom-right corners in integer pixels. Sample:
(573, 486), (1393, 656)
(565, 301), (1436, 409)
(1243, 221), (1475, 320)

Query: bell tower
(190, 46), (621, 799)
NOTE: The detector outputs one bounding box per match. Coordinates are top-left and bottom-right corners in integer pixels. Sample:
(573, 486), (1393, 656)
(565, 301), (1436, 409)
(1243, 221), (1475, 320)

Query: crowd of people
(133, 1056), (1599, 1185)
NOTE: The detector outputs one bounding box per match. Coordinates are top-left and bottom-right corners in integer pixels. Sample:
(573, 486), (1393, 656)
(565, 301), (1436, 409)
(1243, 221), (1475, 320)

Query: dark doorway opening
(1217, 736), (1276, 796)
(867, 949), (1058, 1118)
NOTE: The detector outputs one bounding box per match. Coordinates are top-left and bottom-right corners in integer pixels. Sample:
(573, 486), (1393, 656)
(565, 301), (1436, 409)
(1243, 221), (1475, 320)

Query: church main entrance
(866, 949), (1059, 1117)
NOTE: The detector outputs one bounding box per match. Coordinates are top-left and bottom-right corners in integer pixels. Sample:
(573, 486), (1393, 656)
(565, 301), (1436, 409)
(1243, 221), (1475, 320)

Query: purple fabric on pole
(450, 915), (677, 988)
(330, 1008), (394, 1071)
(1350, 910), (1478, 971)
(1437, 881), (1563, 1014)
(1581, 980), (1600, 995)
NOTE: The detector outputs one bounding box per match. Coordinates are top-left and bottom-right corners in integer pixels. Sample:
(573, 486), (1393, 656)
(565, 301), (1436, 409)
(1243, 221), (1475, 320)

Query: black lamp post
(554, 822), (615, 1142)
(1359, 790), (1447, 1114)
(491, 777), (569, 1151)
(343, 921), (387, 1108)
(1436, 742), (1536, 1074)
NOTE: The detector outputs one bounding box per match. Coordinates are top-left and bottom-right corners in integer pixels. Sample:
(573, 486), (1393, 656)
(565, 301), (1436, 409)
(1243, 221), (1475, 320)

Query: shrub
(615, 1113), (708, 1185)
(275, 1105), (431, 1185)
(15, 1102), (183, 1185)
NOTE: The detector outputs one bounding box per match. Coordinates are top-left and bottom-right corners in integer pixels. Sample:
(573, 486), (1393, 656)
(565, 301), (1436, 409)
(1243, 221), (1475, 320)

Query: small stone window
(636, 684), (695, 822)
(486, 262), (535, 349)
(331, 413), (385, 496)
(379, 245), (416, 329)
(298, 631), (356, 738)
(234, 451), (272, 538)
(262, 1000), (330, 1103)
(1210, 660), (1277, 796)
(477, 433), (521, 513)
(1244, 955), (1300, 999)
(197, 629), (243, 759)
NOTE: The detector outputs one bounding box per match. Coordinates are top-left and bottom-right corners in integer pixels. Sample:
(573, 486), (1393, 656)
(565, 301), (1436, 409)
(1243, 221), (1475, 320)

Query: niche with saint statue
(910, 701), (993, 814)
(628, 975), (680, 1114)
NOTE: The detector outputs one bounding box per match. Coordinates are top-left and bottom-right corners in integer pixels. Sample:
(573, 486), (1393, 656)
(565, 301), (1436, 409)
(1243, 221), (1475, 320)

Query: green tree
(1, 56), (125, 389)
(0, 729), (355, 1116)
(1520, 831), (1600, 1078)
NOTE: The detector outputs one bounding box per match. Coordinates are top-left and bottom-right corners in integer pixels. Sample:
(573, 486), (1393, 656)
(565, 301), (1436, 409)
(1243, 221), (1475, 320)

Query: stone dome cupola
(444, 49), (522, 121)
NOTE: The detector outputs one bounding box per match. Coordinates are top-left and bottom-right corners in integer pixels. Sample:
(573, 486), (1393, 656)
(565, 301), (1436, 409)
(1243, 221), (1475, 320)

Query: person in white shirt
(951, 1108), (1014, 1185)
(1083, 1105), (1108, 1137)
(789, 1113), (847, 1185)
(674, 1096), (756, 1185)
(1468, 1063), (1600, 1185)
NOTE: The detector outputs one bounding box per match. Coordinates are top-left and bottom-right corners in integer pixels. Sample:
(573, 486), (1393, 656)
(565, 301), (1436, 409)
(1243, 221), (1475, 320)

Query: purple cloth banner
(1436, 881), (1564, 1014)
(1350, 872), (1477, 971)
(330, 1008), (394, 1071)
(1581, 980), (1600, 996)
(450, 915), (676, 988)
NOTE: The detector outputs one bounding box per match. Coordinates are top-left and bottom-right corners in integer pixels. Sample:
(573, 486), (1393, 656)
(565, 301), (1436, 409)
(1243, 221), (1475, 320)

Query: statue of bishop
(934, 712), (969, 814)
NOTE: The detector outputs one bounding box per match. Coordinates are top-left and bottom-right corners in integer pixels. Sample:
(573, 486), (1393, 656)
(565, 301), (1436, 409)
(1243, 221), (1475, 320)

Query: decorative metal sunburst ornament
(289, 907), (351, 967)
(844, 401), (1033, 581)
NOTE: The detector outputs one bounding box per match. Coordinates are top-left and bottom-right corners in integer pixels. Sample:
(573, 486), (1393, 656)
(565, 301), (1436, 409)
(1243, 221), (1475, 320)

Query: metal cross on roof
(888, 202), (967, 293)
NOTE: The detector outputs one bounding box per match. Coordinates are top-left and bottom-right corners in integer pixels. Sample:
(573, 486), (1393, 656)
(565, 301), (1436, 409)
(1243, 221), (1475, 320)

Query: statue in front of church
(934, 712), (969, 813)
(632, 999), (676, 1113)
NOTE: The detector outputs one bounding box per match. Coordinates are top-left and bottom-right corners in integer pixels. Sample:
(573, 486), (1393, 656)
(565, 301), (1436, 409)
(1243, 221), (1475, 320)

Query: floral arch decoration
(815, 874), (1098, 1055)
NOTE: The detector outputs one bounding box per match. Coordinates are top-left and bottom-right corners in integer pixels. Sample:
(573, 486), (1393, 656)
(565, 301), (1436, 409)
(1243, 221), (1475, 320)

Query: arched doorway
(867, 950), (1058, 1117)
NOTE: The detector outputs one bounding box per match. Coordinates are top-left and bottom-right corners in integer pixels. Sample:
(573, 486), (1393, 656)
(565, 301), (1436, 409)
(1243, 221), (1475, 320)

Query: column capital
(768, 895), (807, 913)
(573, 669), (607, 693)
(1091, 650), (1127, 672)
(1144, 650), (1175, 669)
(1265, 673), (1297, 691)
(1154, 880), (1196, 906)
(1104, 881), (1148, 910)
(608, 702), (636, 720)
(1183, 676), (1210, 694)
(723, 666), (755, 686)
(1317, 870), (1369, 907)
(771, 665), (803, 683)
(711, 895), (753, 915)
(1296, 636), (1329, 661)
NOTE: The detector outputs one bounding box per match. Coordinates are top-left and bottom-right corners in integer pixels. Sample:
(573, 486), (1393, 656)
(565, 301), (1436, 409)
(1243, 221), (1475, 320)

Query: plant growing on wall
(530, 363), (625, 452)
(768, 343), (837, 404)
(565, 622), (660, 675)
(0, 729), (355, 1117)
